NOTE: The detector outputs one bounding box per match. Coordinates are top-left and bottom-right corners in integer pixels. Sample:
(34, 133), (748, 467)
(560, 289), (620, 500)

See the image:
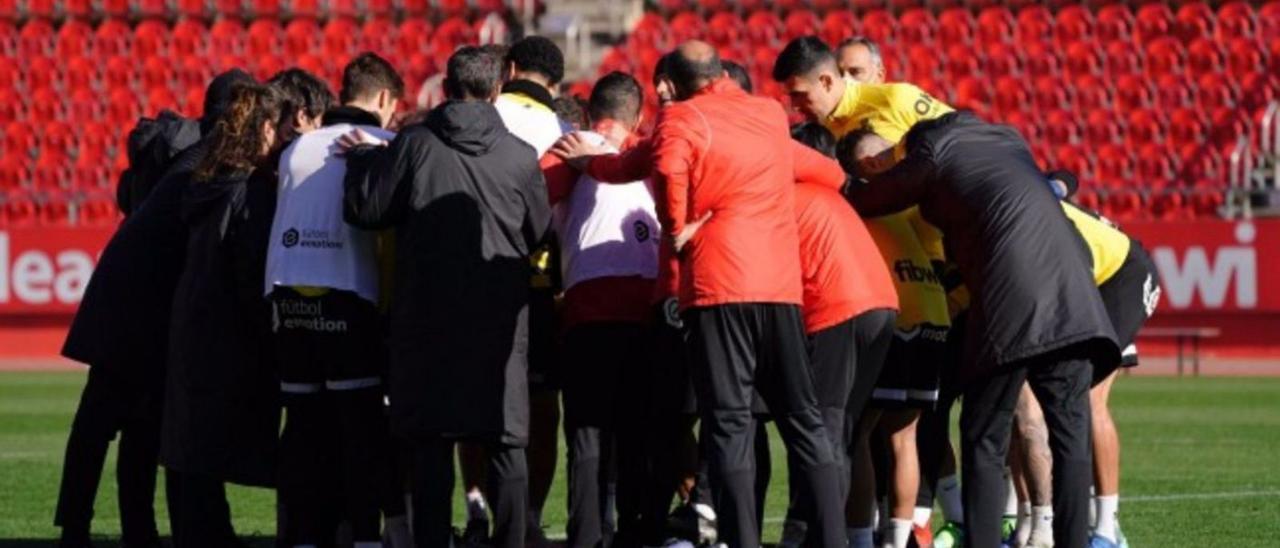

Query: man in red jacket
(651, 41), (846, 548)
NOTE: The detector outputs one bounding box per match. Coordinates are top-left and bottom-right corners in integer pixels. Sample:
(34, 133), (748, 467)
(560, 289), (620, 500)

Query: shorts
(271, 286), (386, 395)
(1094, 243), (1161, 384)
(872, 324), (948, 409)
(526, 287), (561, 392)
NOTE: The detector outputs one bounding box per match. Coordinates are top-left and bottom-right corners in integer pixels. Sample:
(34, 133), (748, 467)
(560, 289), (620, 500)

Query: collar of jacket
(323, 105), (381, 127)
(427, 100), (505, 155)
(691, 77), (743, 100)
(501, 79), (556, 110)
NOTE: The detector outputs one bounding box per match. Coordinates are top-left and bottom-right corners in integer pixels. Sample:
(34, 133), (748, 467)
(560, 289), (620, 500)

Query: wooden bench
(1138, 327), (1222, 376)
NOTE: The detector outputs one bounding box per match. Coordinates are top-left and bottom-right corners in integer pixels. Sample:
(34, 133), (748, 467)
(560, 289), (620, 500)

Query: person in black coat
(54, 69), (254, 548)
(840, 112), (1119, 548)
(159, 82), (286, 548)
(340, 46), (552, 548)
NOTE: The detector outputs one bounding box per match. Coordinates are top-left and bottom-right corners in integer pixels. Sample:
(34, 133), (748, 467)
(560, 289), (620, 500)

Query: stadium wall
(1, 219), (1279, 359)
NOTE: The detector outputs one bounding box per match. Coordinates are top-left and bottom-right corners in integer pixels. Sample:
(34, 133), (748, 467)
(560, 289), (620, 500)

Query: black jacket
(160, 164), (279, 487)
(844, 112), (1118, 382)
(62, 140), (210, 377)
(344, 100), (551, 446)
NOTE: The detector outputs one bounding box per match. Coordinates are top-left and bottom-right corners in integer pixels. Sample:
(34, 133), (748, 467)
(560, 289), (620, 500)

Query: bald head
(669, 40), (723, 100)
(837, 129), (895, 177)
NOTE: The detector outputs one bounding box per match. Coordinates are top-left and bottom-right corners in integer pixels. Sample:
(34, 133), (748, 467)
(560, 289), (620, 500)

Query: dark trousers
(961, 346), (1094, 548)
(279, 388), (391, 544)
(917, 311), (966, 510)
(785, 309), (896, 540)
(562, 323), (649, 548)
(55, 366), (163, 545)
(411, 438), (527, 548)
(686, 303), (844, 548)
(165, 469), (236, 548)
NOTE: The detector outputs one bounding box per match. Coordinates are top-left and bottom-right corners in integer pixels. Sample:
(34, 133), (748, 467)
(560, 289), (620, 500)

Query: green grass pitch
(1, 373), (1278, 546)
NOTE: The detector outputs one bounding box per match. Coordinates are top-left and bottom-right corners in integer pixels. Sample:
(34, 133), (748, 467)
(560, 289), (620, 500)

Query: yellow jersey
(1062, 203), (1131, 285)
(825, 80), (954, 329)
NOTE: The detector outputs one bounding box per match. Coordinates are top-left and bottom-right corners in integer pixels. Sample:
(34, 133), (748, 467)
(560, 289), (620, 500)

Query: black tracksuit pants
(164, 468), (236, 548)
(411, 438), (527, 548)
(960, 344), (1094, 548)
(785, 309), (896, 540)
(561, 322), (649, 548)
(686, 303), (845, 548)
(55, 366), (163, 545)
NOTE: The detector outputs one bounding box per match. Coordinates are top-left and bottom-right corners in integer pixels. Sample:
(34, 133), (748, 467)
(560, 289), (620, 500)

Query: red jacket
(588, 101), (847, 306)
(794, 183), (899, 333)
(653, 78), (807, 309)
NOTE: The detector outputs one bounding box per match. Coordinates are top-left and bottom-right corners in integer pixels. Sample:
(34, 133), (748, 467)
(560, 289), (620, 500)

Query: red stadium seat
(106, 87), (142, 127)
(1096, 4), (1134, 43)
(214, 0), (244, 19)
(1043, 109), (1081, 147)
(172, 20), (209, 58)
(1179, 143), (1225, 186)
(1262, 2), (1280, 38)
(860, 10), (896, 49)
(943, 43), (979, 79)
(1074, 75), (1112, 112)
(0, 0), (16, 21)
(783, 10), (821, 42)
(1135, 3), (1175, 45)
(744, 11), (781, 46)
(176, 0), (206, 20)
(1135, 143), (1179, 189)
(3, 196), (38, 226)
(903, 44), (939, 81)
(1015, 5), (1054, 47)
(177, 56), (213, 99)
(1055, 5), (1094, 45)
(247, 20), (283, 58)
(1083, 109), (1123, 148)
(79, 193), (121, 225)
(101, 0), (128, 19)
(993, 76), (1030, 115)
(33, 156), (71, 191)
(1175, 2), (1215, 43)
(898, 8), (937, 45)
(249, 0), (280, 18)
(670, 11), (707, 44)
(1209, 107), (1252, 151)
(1187, 38), (1225, 76)
(1155, 73), (1194, 111)
(61, 56), (97, 93)
(284, 19), (321, 58)
(1023, 43), (1061, 79)
(18, 19), (54, 58)
(1187, 188), (1224, 215)
(1103, 189), (1143, 220)
(1149, 190), (1187, 219)
(821, 11), (860, 47)
(1064, 40), (1104, 78)
(1217, 1), (1257, 40)
(1196, 73), (1241, 112)
(359, 18), (395, 60)
(132, 20), (170, 60)
(937, 8), (974, 45)
(976, 6), (1014, 46)
(707, 12), (744, 52)
(323, 18), (359, 57)
(400, 0), (427, 16)
(1145, 38), (1186, 80)
(26, 0), (54, 19)
(0, 89), (22, 124)
(397, 19), (437, 58)
(431, 17), (476, 62)
(210, 19), (245, 56)
(1126, 108), (1167, 148)
(1240, 73), (1278, 113)
(25, 56), (58, 92)
(41, 193), (75, 225)
(94, 19), (131, 58)
(288, 0), (319, 19)
(66, 86), (100, 123)
(1074, 189), (1101, 213)
(1227, 38), (1268, 81)
(1104, 40), (1143, 78)
(953, 77), (991, 113)
(0, 157), (30, 193)
(1033, 76), (1073, 112)
(981, 43), (1021, 79)
(55, 20), (93, 60)
(1169, 107), (1208, 149)
(1054, 144), (1094, 183)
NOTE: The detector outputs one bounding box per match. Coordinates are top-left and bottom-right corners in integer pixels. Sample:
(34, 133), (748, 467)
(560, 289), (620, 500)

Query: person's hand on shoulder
(550, 132), (608, 170)
(336, 128), (389, 155)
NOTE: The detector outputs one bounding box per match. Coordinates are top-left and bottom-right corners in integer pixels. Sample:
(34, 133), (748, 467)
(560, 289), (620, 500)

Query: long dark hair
(194, 83), (284, 182)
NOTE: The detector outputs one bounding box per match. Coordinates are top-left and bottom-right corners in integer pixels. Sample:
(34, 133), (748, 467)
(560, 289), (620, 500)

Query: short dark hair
(790, 122), (836, 158)
(773, 36), (837, 82)
(340, 52), (405, 104)
(653, 51), (676, 85)
(446, 46), (503, 100)
(669, 47), (723, 98)
(552, 96), (587, 130)
(505, 36), (565, 85)
(268, 68), (335, 122)
(589, 71), (643, 126)
(722, 60), (753, 93)
(835, 129), (879, 177)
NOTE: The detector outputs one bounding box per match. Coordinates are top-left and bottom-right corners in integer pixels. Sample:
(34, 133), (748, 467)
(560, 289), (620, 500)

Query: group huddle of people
(53, 31), (1160, 548)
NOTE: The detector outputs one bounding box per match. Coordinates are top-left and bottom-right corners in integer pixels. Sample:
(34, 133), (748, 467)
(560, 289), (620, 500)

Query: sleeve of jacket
(791, 140), (847, 191)
(653, 113), (695, 240)
(843, 137), (935, 218)
(585, 137), (655, 183)
(522, 163), (553, 252)
(539, 151), (578, 206)
(343, 131), (423, 230)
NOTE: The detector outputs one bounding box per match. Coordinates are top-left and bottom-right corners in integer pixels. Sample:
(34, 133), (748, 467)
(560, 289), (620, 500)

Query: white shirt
(264, 123), (396, 303)
(494, 92), (572, 156)
(553, 131), (660, 290)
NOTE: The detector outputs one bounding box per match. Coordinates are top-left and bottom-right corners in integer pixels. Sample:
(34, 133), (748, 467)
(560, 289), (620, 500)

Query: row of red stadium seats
(0, 0), (532, 22)
(0, 190), (119, 226)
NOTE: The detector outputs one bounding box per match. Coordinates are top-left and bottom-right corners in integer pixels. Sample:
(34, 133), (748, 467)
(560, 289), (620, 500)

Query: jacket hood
(426, 100), (506, 156)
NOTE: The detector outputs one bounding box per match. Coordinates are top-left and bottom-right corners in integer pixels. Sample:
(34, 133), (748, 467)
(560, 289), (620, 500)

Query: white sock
(912, 506), (932, 528)
(938, 474), (964, 524)
(1014, 502), (1032, 546)
(885, 518), (912, 548)
(849, 527), (874, 548)
(1030, 505), (1054, 542)
(1094, 495), (1119, 542)
(465, 489), (488, 521)
(1003, 468), (1018, 516)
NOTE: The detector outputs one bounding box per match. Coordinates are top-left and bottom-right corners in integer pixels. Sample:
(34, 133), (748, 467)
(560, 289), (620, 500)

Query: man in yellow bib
(774, 36), (951, 548)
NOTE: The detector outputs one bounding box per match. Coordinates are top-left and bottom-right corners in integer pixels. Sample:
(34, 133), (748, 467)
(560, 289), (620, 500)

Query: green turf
(2, 372), (1279, 545)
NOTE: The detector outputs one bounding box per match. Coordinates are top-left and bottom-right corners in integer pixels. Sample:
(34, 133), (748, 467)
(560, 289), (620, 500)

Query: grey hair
(838, 36), (884, 69)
